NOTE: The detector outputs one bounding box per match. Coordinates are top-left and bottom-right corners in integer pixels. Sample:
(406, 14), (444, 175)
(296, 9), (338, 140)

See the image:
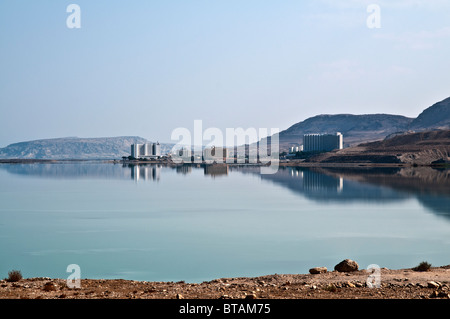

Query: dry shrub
(413, 261), (432, 272)
(6, 270), (22, 282)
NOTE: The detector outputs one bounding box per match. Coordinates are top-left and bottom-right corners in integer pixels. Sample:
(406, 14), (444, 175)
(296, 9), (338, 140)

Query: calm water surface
(0, 162), (449, 283)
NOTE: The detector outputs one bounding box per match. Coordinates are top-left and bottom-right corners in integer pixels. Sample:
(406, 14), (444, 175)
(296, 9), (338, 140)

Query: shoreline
(0, 158), (446, 168)
(2, 265), (449, 299)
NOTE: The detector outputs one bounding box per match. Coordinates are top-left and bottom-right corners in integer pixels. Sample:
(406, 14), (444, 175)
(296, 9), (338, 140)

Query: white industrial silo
(131, 144), (141, 158)
(154, 142), (161, 157)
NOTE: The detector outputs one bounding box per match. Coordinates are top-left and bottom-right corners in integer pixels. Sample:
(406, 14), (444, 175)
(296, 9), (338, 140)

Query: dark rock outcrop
(334, 259), (359, 272)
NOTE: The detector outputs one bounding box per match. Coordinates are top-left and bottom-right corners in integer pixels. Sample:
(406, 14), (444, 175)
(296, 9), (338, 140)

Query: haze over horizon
(1, 0), (450, 147)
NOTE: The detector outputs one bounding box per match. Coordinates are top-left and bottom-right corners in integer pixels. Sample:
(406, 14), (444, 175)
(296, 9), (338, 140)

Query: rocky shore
(2, 263), (450, 299)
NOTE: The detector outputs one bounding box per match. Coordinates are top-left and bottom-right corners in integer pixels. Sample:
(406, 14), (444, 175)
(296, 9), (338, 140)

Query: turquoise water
(0, 163), (449, 283)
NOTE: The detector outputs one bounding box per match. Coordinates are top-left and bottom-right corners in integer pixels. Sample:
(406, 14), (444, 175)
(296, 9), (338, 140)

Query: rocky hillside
(0, 136), (168, 160)
(278, 114), (413, 150)
(409, 97), (450, 130)
(275, 96), (450, 151)
(307, 130), (450, 165)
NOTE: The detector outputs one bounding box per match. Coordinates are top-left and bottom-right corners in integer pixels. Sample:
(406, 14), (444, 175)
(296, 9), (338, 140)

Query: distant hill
(274, 96), (450, 151)
(1, 97), (449, 159)
(409, 97), (450, 130)
(277, 114), (413, 150)
(0, 136), (173, 160)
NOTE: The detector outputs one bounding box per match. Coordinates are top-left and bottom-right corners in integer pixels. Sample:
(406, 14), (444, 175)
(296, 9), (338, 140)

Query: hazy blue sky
(1, 0), (449, 147)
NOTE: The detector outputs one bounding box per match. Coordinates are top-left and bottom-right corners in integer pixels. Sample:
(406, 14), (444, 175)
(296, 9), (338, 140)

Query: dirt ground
(1, 266), (450, 299)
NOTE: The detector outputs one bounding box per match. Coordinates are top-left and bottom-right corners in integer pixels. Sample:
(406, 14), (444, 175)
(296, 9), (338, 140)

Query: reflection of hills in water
(236, 166), (450, 219)
(1, 162), (131, 180)
(312, 166), (450, 218)
(1, 162), (449, 217)
(0, 162), (228, 182)
(234, 166), (409, 203)
(0, 162), (163, 182)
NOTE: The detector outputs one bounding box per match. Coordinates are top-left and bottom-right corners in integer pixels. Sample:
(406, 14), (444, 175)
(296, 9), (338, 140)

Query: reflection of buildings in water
(204, 164), (229, 177)
(303, 171), (343, 191)
(130, 165), (161, 182)
(285, 167), (344, 192)
(259, 166), (414, 204)
(290, 168), (303, 178)
(302, 169), (344, 192)
(176, 165), (192, 175)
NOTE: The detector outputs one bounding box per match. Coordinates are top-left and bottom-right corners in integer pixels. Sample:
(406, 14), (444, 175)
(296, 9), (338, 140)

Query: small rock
(309, 267), (327, 274)
(428, 281), (440, 289)
(245, 294), (257, 300)
(346, 281), (356, 288)
(176, 294), (184, 299)
(334, 259), (359, 272)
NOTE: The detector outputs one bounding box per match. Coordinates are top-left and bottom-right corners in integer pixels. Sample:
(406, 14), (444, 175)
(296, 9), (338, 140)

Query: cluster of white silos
(289, 145), (303, 153)
(131, 142), (161, 159)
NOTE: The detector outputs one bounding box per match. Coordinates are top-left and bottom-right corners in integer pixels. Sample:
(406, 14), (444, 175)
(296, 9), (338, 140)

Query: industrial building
(303, 132), (343, 152)
(131, 143), (161, 159)
(289, 145), (303, 153)
(203, 146), (228, 164)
